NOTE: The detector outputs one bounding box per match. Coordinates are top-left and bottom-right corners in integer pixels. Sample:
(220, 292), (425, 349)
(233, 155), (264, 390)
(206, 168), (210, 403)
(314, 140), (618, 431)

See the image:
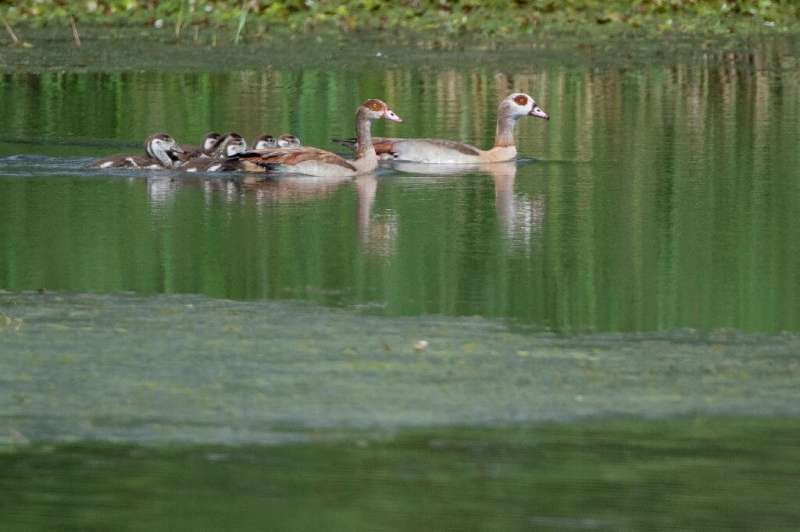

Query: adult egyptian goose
(90, 133), (185, 169)
(181, 132), (248, 172)
(334, 93), (547, 164)
(231, 99), (401, 177)
(179, 131), (221, 161)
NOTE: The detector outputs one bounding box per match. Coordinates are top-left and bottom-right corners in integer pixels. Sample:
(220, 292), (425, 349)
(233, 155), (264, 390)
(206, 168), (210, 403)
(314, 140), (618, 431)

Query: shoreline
(1, 24), (798, 73)
(3, 0), (799, 38)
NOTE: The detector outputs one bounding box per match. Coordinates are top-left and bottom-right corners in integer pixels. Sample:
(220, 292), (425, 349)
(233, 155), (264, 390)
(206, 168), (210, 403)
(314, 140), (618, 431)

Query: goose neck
(493, 112), (518, 149)
(149, 142), (176, 168)
(354, 108), (375, 159)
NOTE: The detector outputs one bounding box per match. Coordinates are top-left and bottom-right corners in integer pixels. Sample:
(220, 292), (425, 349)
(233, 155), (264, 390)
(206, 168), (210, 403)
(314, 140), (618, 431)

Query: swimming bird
(253, 134), (278, 149)
(209, 132), (248, 158)
(230, 99), (401, 177)
(252, 134), (301, 150)
(90, 133), (185, 169)
(181, 132), (248, 172)
(333, 93), (548, 164)
(179, 131), (221, 161)
(277, 134), (301, 148)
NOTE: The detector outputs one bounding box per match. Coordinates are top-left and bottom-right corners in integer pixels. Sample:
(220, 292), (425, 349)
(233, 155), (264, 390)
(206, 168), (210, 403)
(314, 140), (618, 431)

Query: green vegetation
(1, 0), (798, 40)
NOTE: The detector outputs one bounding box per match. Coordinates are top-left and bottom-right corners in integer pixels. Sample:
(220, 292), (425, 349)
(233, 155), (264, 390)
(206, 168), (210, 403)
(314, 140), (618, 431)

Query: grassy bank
(2, 0), (799, 41)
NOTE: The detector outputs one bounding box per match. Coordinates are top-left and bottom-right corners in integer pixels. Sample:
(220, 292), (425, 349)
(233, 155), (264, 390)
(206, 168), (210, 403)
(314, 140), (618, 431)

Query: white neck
(148, 142), (176, 168)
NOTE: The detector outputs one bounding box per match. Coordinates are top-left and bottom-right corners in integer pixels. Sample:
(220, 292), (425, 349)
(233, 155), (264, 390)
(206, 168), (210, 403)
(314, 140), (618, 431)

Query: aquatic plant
(0, 0), (797, 38)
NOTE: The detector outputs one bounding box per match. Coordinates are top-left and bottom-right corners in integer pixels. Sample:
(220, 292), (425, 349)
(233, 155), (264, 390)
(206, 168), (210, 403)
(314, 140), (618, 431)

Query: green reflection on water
(1, 42), (799, 333)
(2, 418), (799, 531)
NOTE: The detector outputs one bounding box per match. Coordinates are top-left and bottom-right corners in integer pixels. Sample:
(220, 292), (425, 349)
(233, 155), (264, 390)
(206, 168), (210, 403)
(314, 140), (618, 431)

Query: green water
(3, 419), (800, 531)
(2, 34), (800, 529)
(2, 41), (800, 333)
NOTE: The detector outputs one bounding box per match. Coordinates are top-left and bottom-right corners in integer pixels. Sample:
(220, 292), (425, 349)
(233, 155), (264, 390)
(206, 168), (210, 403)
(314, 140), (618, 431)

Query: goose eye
(513, 95), (529, 106)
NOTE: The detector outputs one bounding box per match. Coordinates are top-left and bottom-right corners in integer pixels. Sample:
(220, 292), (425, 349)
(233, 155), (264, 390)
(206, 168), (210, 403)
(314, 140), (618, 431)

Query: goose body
(231, 99), (401, 178)
(90, 133), (185, 169)
(180, 158), (231, 173)
(235, 146), (375, 178)
(335, 93), (547, 164)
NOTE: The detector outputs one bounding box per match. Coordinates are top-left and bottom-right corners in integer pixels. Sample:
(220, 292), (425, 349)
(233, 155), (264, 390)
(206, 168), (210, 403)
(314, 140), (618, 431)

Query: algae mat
(1, 292), (799, 445)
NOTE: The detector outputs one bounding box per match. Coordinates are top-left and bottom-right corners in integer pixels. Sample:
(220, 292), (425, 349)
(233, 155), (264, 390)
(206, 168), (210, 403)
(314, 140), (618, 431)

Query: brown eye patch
(513, 94), (529, 106)
(364, 99), (384, 112)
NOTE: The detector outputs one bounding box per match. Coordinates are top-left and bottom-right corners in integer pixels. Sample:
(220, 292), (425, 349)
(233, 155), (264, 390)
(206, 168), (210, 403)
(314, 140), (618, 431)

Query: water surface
(2, 35), (800, 530)
(2, 41), (799, 333)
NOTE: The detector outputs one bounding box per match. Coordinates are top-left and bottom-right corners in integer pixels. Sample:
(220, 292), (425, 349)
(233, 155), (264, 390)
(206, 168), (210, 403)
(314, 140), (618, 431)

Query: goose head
(358, 99), (403, 123)
(254, 134), (277, 150)
(145, 133), (185, 168)
(201, 132), (222, 152)
(500, 93), (549, 121)
(213, 132), (248, 158)
(277, 134), (302, 148)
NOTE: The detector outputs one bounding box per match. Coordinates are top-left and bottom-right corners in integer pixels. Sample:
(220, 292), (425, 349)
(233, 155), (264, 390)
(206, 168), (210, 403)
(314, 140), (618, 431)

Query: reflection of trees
(1, 41), (798, 330)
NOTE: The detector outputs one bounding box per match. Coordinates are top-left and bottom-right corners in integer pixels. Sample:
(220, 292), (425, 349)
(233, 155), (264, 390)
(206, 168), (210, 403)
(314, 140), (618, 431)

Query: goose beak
(384, 109), (403, 123)
(529, 105), (549, 120)
(172, 144), (186, 154)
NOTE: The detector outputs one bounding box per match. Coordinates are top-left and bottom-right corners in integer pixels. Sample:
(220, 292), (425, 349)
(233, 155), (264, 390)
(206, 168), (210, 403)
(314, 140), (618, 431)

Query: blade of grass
(1, 15), (21, 45)
(175, 0), (184, 39)
(234, 1), (250, 45)
(70, 16), (81, 47)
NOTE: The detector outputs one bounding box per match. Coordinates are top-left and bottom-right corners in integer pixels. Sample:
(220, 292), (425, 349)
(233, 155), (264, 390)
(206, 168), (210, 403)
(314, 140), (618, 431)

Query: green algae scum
(1, 25), (800, 530)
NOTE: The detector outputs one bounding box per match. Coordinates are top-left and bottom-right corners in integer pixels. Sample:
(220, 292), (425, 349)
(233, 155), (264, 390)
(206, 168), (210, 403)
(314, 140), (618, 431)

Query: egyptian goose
(252, 134), (301, 150)
(179, 131), (221, 161)
(335, 93), (548, 164)
(90, 133), (185, 169)
(277, 134), (301, 148)
(181, 132), (248, 172)
(253, 134), (277, 149)
(231, 99), (401, 177)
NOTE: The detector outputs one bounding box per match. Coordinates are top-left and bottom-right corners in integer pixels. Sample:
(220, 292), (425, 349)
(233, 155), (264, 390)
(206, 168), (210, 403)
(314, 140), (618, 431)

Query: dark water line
(0, 136), (142, 149)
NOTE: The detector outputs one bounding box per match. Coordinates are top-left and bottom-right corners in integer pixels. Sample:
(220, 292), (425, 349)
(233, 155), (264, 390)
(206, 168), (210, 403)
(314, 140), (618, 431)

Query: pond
(1, 33), (799, 529)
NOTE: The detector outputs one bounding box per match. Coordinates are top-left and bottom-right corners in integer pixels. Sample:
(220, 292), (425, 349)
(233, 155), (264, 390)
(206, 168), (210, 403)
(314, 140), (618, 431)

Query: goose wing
(331, 137), (480, 158)
(233, 147), (357, 173)
(399, 139), (481, 156)
(90, 154), (155, 168)
(331, 137), (395, 155)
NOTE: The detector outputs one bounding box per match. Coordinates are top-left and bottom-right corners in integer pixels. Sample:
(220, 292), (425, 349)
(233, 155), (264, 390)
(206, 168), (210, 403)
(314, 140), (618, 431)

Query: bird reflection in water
(238, 174), (353, 206)
(391, 161), (544, 250)
(355, 174), (398, 258)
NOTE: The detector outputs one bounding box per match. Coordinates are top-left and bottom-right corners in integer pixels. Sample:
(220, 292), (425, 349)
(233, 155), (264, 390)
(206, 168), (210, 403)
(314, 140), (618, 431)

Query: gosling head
(213, 132), (248, 158)
(145, 133), (185, 168)
(277, 134), (301, 148)
(253, 134), (277, 150)
(201, 132), (222, 152)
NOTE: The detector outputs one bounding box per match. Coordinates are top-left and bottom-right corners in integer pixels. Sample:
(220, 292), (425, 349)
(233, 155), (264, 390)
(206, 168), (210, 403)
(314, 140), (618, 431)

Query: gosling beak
(529, 105), (549, 120)
(384, 109), (403, 123)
